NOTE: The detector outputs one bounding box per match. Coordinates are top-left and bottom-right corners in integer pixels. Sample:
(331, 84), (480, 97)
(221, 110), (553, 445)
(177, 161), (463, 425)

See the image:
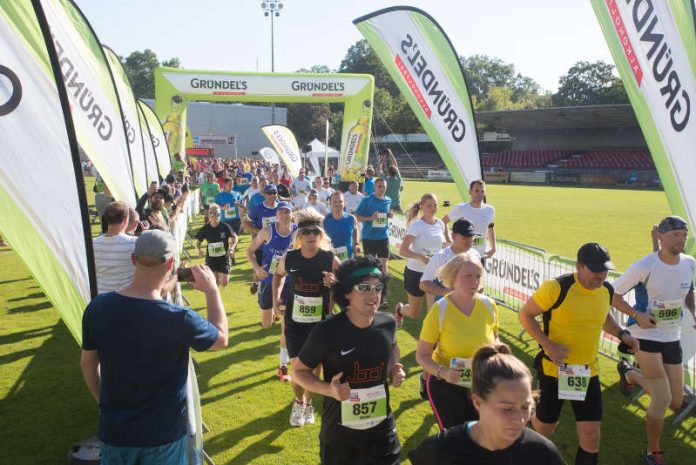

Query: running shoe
(278, 365), (291, 383)
(643, 451), (665, 465)
(250, 282), (258, 295)
(289, 400), (306, 427)
(394, 303), (405, 328)
(304, 402), (315, 424)
(617, 360), (635, 396)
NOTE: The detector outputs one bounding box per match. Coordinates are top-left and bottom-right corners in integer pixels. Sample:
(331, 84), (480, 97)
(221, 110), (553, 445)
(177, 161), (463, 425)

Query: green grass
(0, 180), (693, 465)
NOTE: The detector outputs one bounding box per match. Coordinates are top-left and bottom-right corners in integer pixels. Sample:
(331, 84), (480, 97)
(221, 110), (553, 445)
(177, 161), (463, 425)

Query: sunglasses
(301, 228), (321, 236)
(209, 213), (221, 217)
(353, 283), (384, 293)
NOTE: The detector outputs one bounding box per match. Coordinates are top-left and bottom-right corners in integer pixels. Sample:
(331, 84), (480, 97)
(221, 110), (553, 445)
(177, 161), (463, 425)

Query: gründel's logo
(0, 65), (22, 117)
(53, 35), (113, 141)
(624, 0), (691, 131)
(399, 34), (466, 142)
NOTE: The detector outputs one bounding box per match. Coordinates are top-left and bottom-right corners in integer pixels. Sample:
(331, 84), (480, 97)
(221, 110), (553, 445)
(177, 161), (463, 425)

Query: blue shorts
(100, 435), (188, 465)
(258, 278), (291, 310)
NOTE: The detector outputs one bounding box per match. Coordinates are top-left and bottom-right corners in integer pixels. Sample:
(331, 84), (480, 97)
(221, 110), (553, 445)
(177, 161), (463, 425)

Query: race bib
(292, 295), (323, 323)
(334, 246), (349, 262)
(340, 384), (387, 430)
(449, 357), (473, 388)
(206, 196), (215, 206)
(558, 364), (591, 401)
(268, 254), (283, 274)
(226, 206), (238, 219)
(650, 299), (682, 328)
(473, 236), (485, 247)
(262, 216), (277, 228)
(423, 247), (440, 258)
(373, 213), (387, 228)
(208, 241), (226, 258)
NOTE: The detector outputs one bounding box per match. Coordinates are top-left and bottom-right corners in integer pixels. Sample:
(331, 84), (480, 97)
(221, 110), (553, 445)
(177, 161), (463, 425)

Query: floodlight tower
(261, 0), (284, 124)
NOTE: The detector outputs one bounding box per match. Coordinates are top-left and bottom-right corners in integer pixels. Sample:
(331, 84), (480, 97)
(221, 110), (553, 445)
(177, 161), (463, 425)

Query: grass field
(0, 180), (693, 465)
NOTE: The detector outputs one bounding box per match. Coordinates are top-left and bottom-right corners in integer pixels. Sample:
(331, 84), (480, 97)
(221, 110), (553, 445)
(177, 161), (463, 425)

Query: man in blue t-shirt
(244, 183), (279, 294)
(215, 177), (242, 235)
(355, 177), (392, 271)
(80, 230), (228, 463)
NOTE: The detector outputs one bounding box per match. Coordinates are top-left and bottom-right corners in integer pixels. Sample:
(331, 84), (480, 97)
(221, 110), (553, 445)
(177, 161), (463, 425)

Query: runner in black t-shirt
(293, 256), (406, 465)
(409, 344), (565, 465)
(195, 204), (237, 288)
(274, 210), (340, 427)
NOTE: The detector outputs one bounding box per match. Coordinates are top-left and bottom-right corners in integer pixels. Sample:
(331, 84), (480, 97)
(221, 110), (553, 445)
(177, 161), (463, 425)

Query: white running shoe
(289, 401), (306, 427)
(304, 402), (315, 425)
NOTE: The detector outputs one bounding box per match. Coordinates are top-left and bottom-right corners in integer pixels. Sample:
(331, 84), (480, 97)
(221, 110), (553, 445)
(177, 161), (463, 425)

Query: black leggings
(425, 374), (478, 430)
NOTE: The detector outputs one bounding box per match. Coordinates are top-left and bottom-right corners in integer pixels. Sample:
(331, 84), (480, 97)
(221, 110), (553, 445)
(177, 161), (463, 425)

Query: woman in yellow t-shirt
(415, 253), (499, 430)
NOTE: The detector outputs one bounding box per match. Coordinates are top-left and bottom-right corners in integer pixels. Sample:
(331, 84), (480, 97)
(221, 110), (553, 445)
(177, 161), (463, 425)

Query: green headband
(348, 267), (383, 280)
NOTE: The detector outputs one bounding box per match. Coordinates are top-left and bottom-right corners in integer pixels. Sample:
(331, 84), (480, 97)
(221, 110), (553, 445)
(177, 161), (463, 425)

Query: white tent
(305, 138), (339, 176)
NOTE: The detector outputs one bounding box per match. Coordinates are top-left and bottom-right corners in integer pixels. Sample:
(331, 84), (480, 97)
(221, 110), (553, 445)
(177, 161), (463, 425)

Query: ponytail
(471, 343), (531, 400)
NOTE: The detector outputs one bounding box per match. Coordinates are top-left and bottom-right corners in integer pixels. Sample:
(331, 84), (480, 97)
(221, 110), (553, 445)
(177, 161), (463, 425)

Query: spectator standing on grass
(80, 230), (228, 463)
(442, 180), (496, 264)
(93, 201), (137, 294)
(518, 243), (639, 465)
(380, 149), (403, 213)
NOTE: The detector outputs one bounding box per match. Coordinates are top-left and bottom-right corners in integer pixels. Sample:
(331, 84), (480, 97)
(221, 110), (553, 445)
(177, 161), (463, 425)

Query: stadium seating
(480, 149), (573, 168)
(557, 149), (654, 170)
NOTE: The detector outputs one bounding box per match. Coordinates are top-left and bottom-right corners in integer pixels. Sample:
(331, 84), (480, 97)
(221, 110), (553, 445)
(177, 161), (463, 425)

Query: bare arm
(419, 280), (450, 297)
(80, 350), (101, 402)
(485, 226), (496, 258)
(415, 340), (460, 385)
(612, 293), (656, 328)
(390, 343), (406, 387)
(293, 357), (350, 401)
(442, 214), (452, 243)
(603, 312), (639, 352)
(272, 256), (287, 311)
(227, 232), (238, 256)
(399, 235), (428, 265)
(247, 228), (270, 279)
(351, 215), (360, 252)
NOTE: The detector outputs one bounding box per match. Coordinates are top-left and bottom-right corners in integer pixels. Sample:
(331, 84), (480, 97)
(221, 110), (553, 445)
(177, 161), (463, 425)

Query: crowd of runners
(82, 150), (695, 465)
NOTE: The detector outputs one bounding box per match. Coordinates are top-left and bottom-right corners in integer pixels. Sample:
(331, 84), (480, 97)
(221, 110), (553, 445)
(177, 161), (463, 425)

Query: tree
(552, 60), (628, 106)
(339, 40), (398, 95)
(121, 49), (181, 99)
(460, 54), (549, 111)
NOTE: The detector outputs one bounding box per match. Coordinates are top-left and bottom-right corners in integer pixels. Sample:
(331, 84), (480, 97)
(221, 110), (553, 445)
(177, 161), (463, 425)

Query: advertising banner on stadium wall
(354, 7), (482, 200)
(0, 0), (95, 343)
(592, 0), (696, 254)
(103, 46), (148, 196)
(137, 103), (160, 185)
(138, 99), (172, 179)
(37, 0), (136, 206)
(154, 68), (374, 182)
(261, 125), (302, 177)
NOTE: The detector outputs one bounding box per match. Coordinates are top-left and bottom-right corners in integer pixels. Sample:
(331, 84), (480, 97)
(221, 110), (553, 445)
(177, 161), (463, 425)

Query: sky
(73, 0), (615, 93)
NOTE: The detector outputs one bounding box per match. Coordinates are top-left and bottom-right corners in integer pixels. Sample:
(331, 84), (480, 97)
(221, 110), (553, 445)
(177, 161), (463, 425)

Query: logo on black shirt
(346, 361), (384, 384)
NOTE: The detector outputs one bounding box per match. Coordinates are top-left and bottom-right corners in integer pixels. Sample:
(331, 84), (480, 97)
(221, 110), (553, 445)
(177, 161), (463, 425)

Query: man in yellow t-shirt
(519, 243), (638, 465)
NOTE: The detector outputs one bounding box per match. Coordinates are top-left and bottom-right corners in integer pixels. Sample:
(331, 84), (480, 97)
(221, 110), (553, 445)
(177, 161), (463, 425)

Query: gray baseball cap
(134, 230), (176, 263)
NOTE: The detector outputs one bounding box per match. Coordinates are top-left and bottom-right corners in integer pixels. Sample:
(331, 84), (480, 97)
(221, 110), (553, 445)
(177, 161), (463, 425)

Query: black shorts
(320, 428), (400, 465)
(205, 256), (230, 274)
(285, 322), (316, 359)
(363, 238), (390, 258)
(535, 371), (602, 423)
(224, 219), (241, 235)
(638, 339), (683, 365)
(425, 374), (478, 430)
(404, 266), (425, 297)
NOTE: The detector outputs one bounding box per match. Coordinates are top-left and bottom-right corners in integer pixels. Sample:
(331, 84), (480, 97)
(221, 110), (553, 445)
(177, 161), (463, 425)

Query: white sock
(280, 348), (289, 366)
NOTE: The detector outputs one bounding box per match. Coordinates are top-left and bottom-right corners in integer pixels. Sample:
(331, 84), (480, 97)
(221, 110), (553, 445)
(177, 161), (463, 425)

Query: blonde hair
(405, 192), (437, 225)
(436, 252), (484, 290)
(208, 203), (221, 216)
(293, 209), (331, 250)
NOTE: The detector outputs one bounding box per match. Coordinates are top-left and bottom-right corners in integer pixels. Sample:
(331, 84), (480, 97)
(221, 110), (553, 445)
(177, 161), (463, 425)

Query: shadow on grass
(0, 322), (96, 464)
(0, 276), (31, 286)
(7, 291), (47, 302)
(7, 300), (54, 314)
(0, 325), (53, 345)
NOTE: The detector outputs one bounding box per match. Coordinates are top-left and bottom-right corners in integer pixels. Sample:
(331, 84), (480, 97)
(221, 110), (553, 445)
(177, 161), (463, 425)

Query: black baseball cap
(658, 215), (688, 233)
(577, 243), (615, 272)
(451, 219), (479, 237)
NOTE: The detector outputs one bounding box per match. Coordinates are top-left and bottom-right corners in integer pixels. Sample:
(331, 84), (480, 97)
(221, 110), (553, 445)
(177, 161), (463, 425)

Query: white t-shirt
(421, 246), (481, 283)
(243, 187), (259, 203)
(447, 202), (495, 256)
(306, 202), (329, 216)
(93, 233), (137, 294)
(613, 252), (696, 342)
(405, 218), (446, 273)
(291, 178), (312, 196)
(343, 191), (364, 213)
(316, 187), (333, 205)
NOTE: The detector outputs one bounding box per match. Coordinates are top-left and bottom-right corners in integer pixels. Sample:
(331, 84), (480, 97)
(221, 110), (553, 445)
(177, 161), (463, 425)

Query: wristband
(617, 329), (631, 339)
